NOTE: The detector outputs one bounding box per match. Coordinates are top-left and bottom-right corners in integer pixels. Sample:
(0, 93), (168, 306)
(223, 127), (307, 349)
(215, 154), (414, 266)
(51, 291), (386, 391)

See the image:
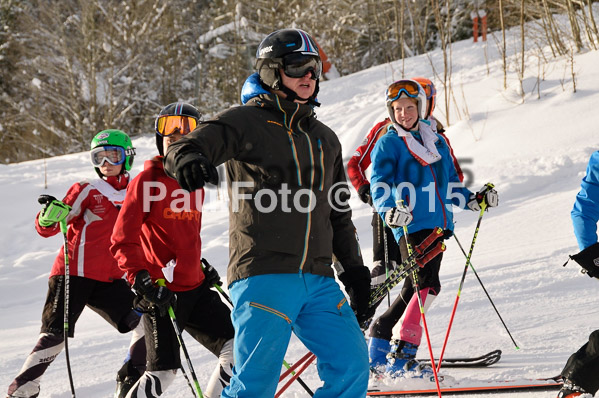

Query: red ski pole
(400, 202), (443, 398)
(276, 353), (316, 397)
(436, 191), (489, 372)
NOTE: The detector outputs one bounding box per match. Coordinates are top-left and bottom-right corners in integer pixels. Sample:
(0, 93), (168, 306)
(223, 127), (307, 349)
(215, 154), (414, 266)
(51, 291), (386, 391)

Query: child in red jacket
(110, 103), (234, 398)
(6, 130), (146, 398)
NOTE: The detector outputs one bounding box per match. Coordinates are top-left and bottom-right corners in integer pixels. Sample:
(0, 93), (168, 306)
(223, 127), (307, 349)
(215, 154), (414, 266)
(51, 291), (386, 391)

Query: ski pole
(156, 279), (203, 398)
(212, 283), (314, 397)
(59, 219), (76, 398)
(452, 233), (519, 349)
(276, 353), (317, 398)
(437, 184), (493, 372)
(399, 203), (443, 398)
(381, 217), (391, 307)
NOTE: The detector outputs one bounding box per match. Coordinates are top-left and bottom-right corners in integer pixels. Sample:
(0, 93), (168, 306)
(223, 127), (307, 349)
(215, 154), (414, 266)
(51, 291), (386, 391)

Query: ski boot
(368, 337), (391, 375)
(557, 379), (587, 398)
(385, 339), (434, 379)
(115, 363), (142, 398)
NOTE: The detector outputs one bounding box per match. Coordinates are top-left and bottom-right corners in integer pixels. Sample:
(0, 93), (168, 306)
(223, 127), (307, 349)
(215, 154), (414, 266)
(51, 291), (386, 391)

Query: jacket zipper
(287, 131), (303, 186)
(428, 164), (447, 229)
(297, 124), (316, 273)
(249, 302), (292, 324)
(275, 97), (315, 275)
(317, 139), (325, 191)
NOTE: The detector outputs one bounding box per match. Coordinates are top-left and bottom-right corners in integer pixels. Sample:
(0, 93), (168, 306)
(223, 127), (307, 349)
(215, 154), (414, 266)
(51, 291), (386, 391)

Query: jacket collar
(103, 173), (129, 190)
(248, 93), (314, 129)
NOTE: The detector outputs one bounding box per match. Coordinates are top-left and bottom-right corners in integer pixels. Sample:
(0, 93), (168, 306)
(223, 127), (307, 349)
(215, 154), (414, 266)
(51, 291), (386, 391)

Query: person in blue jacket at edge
(558, 150), (599, 398)
(368, 79), (498, 380)
(163, 28), (372, 397)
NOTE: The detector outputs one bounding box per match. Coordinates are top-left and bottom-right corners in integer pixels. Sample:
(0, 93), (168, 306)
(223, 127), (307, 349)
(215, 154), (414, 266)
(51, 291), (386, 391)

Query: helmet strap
(156, 134), (164, 156)
(278, 81), (321, 108)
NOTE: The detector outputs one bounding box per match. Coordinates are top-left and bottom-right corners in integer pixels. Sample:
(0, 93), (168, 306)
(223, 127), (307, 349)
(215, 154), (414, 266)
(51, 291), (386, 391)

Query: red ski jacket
(36, 174), (130, 282)
(111, 157), (206, 292)
(347, 117), (464, 194)
(347, 118), (392, 192)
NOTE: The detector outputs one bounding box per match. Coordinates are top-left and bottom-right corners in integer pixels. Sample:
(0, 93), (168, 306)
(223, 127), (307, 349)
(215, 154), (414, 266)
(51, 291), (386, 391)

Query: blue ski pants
(221, 273), (369, 398)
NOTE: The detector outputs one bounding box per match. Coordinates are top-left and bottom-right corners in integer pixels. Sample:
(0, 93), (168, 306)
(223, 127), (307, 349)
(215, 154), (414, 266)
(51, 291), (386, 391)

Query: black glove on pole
(338, 266), (374, 329)
(133, 270), (176, 317)
(357, 184), (372, 206)
(200, 258), (222, 287)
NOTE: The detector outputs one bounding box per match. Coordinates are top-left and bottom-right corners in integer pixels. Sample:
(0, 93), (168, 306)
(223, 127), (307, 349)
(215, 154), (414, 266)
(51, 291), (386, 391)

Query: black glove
(338, 266), (375, 329)
(201, 258), (222, 287)
(166, 152), (218, 192)
(38, 194), (58, 207)
(568, 242), (599, 279)
(357, 184), (372, 206)
(132, 270), (176, 317)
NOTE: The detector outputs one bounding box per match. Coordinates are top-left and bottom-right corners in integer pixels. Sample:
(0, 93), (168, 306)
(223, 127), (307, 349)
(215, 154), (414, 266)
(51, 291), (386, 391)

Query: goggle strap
(183, 117), (189, 134)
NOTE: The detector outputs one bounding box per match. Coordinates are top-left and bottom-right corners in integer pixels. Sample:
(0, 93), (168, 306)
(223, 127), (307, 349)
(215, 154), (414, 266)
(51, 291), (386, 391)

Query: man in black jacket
(164, 29), (371, 397)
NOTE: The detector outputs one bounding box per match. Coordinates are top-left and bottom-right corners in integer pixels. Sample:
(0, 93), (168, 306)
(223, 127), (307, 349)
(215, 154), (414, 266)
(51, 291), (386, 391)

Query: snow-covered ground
(2, 14), (599, 398)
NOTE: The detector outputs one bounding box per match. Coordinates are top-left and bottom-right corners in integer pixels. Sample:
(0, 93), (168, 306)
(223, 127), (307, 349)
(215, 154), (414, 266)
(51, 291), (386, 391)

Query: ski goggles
(386, 80), (422, 102)
(155, 115), (198, 137)
(90, 145), (126, 167)
(418, 81), (436, 99)
(282, 53), (322, 79)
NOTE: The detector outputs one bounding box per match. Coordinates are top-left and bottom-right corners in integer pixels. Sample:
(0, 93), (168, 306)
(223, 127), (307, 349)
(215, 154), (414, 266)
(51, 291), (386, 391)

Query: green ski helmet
(90, 129), (135, 177)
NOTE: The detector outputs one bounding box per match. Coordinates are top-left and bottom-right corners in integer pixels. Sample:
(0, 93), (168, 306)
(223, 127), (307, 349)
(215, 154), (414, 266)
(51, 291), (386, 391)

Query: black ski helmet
(154, 102), (201, 156)
(255, 29), (321, 103)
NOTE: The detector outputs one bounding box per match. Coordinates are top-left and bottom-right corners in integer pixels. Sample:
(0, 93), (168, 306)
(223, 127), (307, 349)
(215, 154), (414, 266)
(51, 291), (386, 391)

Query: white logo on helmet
(259, 45), (273, 56)
(97, 132), (110, 139)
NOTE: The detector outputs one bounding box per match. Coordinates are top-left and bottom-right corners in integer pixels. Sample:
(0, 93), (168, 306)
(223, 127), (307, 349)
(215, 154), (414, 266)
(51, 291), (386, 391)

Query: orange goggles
(420, 82), (436, 99)
(155, 115), (198, 137)
(386, 80), (421, 102)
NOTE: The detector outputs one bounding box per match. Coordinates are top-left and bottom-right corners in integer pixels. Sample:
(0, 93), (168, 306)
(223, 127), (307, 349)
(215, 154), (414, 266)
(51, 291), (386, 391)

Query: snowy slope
(2, 18), (599, 398)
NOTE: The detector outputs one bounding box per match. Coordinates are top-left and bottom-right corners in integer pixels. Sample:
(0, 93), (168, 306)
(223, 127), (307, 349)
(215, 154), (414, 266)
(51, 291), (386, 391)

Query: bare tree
(565, 0), (584, 51)
(431, 0), (454, 125)
(498, 0), (508, 89)
(518, 0), (525, 100)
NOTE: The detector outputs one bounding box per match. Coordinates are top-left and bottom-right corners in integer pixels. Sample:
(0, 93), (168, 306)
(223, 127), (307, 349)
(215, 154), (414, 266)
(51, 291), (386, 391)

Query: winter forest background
(1, 0), (599, 164)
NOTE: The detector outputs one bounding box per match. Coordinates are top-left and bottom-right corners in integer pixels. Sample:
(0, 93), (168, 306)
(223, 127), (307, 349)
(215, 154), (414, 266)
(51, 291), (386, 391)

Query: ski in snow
(418, 349), (501, 368)
(367, 376), (562, 396)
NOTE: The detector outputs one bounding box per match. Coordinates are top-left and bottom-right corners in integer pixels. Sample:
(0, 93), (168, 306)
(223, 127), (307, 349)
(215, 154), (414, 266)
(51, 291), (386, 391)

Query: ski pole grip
(155, 279), (176, 319)
(476, 182), (495, 210)
(59, 219), (68, 234)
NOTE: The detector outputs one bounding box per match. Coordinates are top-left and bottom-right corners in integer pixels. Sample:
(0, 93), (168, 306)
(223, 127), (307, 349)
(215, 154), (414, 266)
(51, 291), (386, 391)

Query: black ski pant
(7, 275), (145, 397)
(369, 228), (443, 341)
(561, 329), (599, 394)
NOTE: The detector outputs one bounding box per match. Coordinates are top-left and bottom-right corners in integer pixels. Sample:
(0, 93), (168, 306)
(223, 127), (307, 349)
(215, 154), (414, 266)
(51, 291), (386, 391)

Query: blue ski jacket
(572, 151), (599, 250)
(370, 123), (472, 242)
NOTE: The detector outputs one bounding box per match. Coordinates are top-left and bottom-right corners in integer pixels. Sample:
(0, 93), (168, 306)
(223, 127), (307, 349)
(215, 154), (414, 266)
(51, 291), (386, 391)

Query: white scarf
(393, 120), (442, 166)
(87, 176), (128, 207)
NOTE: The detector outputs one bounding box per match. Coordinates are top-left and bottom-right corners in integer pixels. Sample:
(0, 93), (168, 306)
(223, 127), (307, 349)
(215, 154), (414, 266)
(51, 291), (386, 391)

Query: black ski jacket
(164, 94), (366, 285)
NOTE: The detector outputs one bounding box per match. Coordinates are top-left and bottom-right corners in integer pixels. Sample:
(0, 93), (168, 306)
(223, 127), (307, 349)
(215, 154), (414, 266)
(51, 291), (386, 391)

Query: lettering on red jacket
(163, 207), (201, 222)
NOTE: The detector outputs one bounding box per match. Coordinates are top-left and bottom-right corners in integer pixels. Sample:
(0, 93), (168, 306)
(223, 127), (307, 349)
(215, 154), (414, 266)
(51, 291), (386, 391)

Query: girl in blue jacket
(368, 79), (498, 380)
